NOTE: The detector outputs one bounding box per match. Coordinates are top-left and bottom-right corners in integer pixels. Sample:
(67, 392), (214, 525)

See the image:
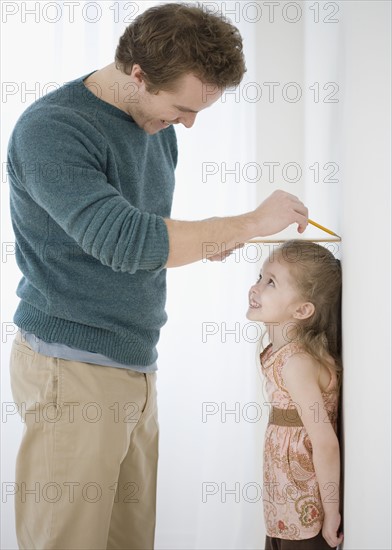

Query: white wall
(339, 2), (391, 548)
(254, 2), (392, 548)
(295, 1), (391, 548)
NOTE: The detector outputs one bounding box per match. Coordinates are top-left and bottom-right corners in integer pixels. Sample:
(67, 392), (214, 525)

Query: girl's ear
(293, 302), (315, 320)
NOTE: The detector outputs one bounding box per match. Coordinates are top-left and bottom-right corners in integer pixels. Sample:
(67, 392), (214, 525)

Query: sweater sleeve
(7, 107), (170, 274)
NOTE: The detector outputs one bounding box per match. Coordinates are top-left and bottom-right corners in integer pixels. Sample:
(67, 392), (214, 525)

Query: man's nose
(181, 112), (197, 128)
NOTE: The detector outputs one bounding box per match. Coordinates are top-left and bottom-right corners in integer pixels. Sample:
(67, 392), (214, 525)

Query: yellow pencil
(308, 218), (340, 238)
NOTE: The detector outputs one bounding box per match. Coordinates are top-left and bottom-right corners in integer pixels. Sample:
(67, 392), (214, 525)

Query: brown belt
(268, 406), (304, 427)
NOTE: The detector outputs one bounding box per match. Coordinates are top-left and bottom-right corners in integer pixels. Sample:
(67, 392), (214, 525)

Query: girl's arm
(282, 353), (344, 548)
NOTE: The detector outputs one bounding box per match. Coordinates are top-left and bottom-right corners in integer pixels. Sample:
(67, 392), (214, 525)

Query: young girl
(246, 240), (344, 550)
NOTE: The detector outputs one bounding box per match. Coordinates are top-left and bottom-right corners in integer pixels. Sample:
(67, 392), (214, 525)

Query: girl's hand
(322, 513), (344, 548)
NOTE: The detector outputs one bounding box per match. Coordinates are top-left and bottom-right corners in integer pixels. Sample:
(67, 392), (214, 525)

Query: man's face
(129, 71), (224, 135)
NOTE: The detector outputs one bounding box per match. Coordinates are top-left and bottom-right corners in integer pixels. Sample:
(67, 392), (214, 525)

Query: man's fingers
(297, 216), (309, 234)
(207, 243), (245, 261)
(293, 200), (309, 233)
(287, 194), (308, 233)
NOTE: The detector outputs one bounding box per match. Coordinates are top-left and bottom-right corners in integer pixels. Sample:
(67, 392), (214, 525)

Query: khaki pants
(9, 330), (159, 550)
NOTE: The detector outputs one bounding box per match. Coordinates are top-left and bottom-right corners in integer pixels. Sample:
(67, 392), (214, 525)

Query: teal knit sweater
(7, 71), (178, 367)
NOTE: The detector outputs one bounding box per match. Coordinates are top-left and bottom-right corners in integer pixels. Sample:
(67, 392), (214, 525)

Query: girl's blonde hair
(270, 240), (342, 390)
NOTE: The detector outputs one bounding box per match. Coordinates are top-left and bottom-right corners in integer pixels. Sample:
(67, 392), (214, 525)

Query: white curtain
(1, 2), (391, 549)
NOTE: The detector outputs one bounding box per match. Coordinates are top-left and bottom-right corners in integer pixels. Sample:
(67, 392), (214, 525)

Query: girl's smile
(248, 296), (261, 309)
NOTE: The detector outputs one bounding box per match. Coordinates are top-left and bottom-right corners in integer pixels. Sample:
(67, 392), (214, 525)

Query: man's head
(115, 2), (247, 94)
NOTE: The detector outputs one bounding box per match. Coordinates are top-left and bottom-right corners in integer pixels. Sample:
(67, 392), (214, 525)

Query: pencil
(308, 218), (340, 238)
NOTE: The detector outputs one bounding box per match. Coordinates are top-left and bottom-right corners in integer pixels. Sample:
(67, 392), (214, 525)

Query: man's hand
(250, 189), (308, 236)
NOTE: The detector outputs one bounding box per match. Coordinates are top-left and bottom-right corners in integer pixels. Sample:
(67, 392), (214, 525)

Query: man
(7, 3), (308, 549)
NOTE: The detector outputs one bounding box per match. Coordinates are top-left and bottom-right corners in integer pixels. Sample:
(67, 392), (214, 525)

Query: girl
(247, 240), (344, 550)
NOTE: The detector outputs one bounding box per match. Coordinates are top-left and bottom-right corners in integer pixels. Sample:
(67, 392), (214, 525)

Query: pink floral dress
(261, 342), (339, 540)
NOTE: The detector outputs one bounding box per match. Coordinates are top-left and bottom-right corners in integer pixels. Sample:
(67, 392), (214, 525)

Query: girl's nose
(249, 284), (259, 296)
(250, 281), (264, 297)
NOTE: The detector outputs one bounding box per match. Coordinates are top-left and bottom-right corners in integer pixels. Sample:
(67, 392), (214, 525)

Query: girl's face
(246, 256), (305, 325)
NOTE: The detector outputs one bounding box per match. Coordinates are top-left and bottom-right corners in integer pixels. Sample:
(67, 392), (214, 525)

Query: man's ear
(131, 64), (145, 85)
(293, 302), (315, 320)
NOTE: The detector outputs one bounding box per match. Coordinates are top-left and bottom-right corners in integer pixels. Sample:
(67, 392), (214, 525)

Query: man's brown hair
(115, 2), (246, 93)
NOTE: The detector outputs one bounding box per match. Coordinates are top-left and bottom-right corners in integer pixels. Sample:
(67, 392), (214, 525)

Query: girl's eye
(268, 278), (275, 286)
(256, 274), (262, 283)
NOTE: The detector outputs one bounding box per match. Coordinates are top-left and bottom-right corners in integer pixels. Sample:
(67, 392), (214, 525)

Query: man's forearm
(163, 190), (309, 268)
(164, 213), (256, 267)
